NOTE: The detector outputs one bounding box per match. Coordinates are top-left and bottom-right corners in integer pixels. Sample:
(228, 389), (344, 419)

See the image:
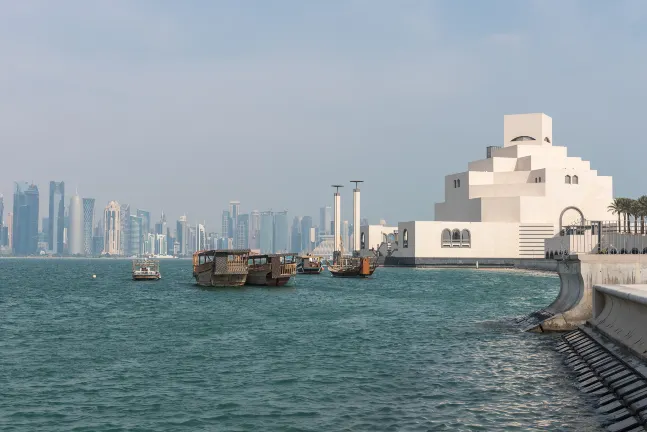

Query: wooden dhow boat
(327, 252), (378, 278)
(192, 249), (250, 287)
(246, 253), (297, 286)
(296, 255), (324, 275)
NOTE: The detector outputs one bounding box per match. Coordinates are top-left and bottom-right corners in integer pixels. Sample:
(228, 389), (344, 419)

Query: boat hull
(133, 274), (161, 281)
(194, 269), (247, 287)
(296, 266), (323, 275)
(246, 269), (291, 286)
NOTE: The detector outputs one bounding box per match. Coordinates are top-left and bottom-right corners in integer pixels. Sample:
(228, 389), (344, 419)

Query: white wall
(396, 221), (520, 259)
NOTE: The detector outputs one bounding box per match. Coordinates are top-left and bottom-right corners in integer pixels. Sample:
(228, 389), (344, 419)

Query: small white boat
(132, 259), (161, 281)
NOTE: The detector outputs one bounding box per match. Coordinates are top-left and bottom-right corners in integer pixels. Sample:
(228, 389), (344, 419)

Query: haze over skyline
(2, 0), (646, 227)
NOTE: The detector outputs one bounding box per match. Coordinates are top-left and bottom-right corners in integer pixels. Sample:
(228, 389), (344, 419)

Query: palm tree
(629, 199), (641, 235)
(608, 198), (623, 233)
(638, 195), (647, 235)
(620, 198), (635, 234)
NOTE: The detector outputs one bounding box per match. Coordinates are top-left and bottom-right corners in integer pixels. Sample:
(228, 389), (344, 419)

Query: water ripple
(0, 259), (602, 431)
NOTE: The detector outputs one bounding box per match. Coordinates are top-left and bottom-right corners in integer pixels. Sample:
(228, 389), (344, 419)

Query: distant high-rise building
(155, 234), (167, 256)
(92, 235), (103, 256)
(13, 182), (39, 255)
(249, 210), (261, 250)
(320, 206), (332, 234)
(290, 216), (301, 253)
(274, 211), (289, 253)
(187, 225), (196, 254)
(48, 181), (65, 253)
(82, 198), (95, 256)
(229, 201), (240, 240)
(137, 210), (151, 235)
(197, 224), (206, 251)
(103, 201), (121, 255)
(236, 214), (249, 249)
(154, 211), (166, 236)
(177, 215), (188, 255)
(68, 194), (83, 255)
(301, 216), (313, 252)
(0, 194), (4, 226)
(6, 212), (13, 249)
(130, 215), (142, 256)
(143, 233), (155, 255)
(120, 204), (131, 256)
(221, 210), (232, 240)
(361, 217), (369, 227)
(260, 211), (274, 253)
(41, 217), (49, 240)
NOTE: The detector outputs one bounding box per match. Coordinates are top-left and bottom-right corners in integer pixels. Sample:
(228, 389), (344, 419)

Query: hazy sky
(2, 0), (646, 230)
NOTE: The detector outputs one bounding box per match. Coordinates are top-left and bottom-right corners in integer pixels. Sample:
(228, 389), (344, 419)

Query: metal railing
(544, 220), (647, 258)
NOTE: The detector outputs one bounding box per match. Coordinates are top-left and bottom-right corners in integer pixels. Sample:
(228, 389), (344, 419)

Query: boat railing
(281, 263), (297, 276)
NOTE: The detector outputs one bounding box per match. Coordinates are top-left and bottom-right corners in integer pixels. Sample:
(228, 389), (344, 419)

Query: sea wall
(590, 284), (647, 361)
(383, 256), (559, 272)
(525, 254), (647, 332)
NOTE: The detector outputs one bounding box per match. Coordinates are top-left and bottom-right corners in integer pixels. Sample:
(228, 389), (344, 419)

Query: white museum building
(362, 113), (614, 262)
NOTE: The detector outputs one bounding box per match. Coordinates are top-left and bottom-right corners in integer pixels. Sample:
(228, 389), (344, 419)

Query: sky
(2, 0), (646, 230)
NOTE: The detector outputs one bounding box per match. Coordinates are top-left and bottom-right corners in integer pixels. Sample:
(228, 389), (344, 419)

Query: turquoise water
(1, 259), (602, 431)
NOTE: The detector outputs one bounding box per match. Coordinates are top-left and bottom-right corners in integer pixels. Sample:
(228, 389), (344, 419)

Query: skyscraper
(177, 215), (188, 255)
(137, 210), (151, 235)
(236, 214), (249, 249)
(222, 210), (232, 240)
(301, 216), (313, 253)
(13, 182), (39, 255)
(120, 204), (131, 256)
(48, 181), (65, 254)
(249, 210), (261, 250)
(274, 211), (289, 253)
(290, 216), (301, 253)
(82, 198), (95, 256)
(130, 214), (142, 256)
(320, 206), (332, 234)
(229, 201), (240, 240)
(6, 212), (13, 249)
(260, 211), (274, 253)
(197, 223), (206, 251)
(68, 194), (83, 255)
(103, 201), (121, 255)
(0, 194), (4, 226)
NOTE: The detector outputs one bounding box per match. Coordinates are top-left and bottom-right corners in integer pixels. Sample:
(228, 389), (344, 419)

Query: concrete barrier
(590, 284), (647, 361)
(525, 254), (647, 332)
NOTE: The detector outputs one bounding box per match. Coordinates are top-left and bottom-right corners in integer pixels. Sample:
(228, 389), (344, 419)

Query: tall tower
(48, 181), (65, 254)
(103, 201), (121, 255)
(68, 193), (83, 255)
(82, 198), (95, 255)
(331, 185), (343, 253)
(351, 180), (363, 253)
(13, 182), (39, 255)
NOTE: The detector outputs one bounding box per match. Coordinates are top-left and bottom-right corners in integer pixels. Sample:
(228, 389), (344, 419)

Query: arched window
(539, 177), (542, 182)
(544, 137), (551, 143)
(457, 179), (461, 188)
(511, 136), (536, 142)
(549, 251), (554, 259)
(360, 232), (365, 249)
(451, 229), (461, 247)
(565, 175), (571, 184)
(460, 229), (471, 247)
(441, 229), (451, 247)
(572, 175), (578, 185)
(453, 179), (457, 188)
(403, 229), (409, 248)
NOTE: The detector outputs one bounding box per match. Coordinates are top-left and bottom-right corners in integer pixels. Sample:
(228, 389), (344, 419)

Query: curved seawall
(523, 255), (647, 332)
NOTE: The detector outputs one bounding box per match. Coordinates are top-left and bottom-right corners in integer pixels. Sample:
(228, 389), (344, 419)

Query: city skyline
(2, 2), (645, 226)
(0, 178), (363, 256)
